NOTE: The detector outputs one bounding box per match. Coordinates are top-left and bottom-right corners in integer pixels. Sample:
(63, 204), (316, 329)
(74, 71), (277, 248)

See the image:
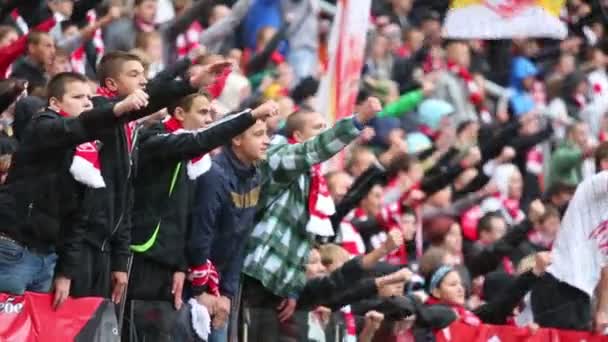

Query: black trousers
(531, 273), (592, 331)
(127, 255), (174, 302)
(70, 243), (112, 298)
(124, 256), (190, 342)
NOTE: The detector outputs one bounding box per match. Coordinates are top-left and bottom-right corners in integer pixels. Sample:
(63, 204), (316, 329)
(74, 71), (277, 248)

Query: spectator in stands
(187, 100), (278, 341)
(435, 41), (479, 123)
(103, 0), (208, 63)
(426, 251), (550, 326)
(241, 98), (382, 341)
(11, 30), (55, 95)
(0, 72), (146, 307)
(548, 121), (593, 188)
(128, 93), (275, 317)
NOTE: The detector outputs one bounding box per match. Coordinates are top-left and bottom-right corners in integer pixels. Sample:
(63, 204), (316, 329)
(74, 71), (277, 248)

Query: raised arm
(163, 0), (213, 42)
(29, 94), (144, 152)
(199, 0), (252, 49)
(138, 109), (255, 164)
(267, 98), (381, 183)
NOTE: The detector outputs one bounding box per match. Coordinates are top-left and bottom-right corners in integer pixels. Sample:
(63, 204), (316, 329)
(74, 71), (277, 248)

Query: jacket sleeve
(377, 89), (424, 118)
(110, 192), (132, 273)
(54, 210), (87, 280)
(68, 0), (100, 24)
(123, 78), (198, 122)
(138, 109), (256, 165)
(246, 21), (289, 75)
(151, 58), (192, 82)
(465, 220), (532, 278)
(188, 168), (224, 293)
(30, 104), (120, 151)
(267, 117), (361, 183)
(297, 257), (370, 309)
(199, 0), (251, 49)
(507, 124), (553, 152)
(162, 0), (213, 43)
(420, 162), (465, 196)
(473, 271), (539, 324)
(480, 121), (521, 161)
(331, 164), (386, 228)
(219, 237), (247, 299)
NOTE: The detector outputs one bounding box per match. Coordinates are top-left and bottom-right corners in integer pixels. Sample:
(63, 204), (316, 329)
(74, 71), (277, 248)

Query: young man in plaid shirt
(240, 97), (382, 341)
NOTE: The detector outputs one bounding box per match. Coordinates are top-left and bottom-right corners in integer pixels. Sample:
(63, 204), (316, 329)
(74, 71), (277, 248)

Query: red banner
(0, 292), (118, 342)
(435, 321), (608, 342)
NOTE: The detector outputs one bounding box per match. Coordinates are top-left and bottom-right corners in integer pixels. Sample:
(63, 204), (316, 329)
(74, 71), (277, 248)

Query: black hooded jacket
(81, 73), (199, 273)
(0, 103), (121, 279)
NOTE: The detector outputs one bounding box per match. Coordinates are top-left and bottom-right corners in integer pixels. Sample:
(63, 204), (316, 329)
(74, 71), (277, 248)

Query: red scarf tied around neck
(287, 137), (336, 237)
(57, 109), (105, 188)
(163, 116), (212, 179)
(61, 86), (138, 188)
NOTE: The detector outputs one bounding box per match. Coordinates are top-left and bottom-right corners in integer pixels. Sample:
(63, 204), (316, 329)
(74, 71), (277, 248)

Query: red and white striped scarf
(163, 116), (212, 179)
(526, 146), (543, 175)
(339, 208), (368, 256)
(56, 109), (105, 188)
(341, 305), (357, 342)
(288, 137), (336, 237)
(176, 21), (202, 59)
(10, 9), (29, 35)
(62, 85), (137, 188)
(447, 60), (488, 116)
(71, 10), (105, 74)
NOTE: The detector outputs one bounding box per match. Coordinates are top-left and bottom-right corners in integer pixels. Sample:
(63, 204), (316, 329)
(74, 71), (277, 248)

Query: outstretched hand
(190, 61), (233, 89)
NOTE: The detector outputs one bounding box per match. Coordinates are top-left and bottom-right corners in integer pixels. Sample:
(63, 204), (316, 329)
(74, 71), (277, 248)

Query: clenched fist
(384, 229), (405, 252)
(113, 89), (149, 116)
(251, 100), (279, 121)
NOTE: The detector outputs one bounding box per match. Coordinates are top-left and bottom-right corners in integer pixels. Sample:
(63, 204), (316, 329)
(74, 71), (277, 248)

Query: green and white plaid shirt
(242, 117), (361, 298)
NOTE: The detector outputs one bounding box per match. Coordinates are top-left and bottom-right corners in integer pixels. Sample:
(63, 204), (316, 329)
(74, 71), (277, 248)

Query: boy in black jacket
(0, 72), (147, 308)
(187, 100), (279, 341)
(68, 51), (218, 303)
(129, 91), (278, 310)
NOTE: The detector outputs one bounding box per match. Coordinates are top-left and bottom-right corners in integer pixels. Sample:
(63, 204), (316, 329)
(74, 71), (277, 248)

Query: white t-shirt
(548, 171), (608, 296)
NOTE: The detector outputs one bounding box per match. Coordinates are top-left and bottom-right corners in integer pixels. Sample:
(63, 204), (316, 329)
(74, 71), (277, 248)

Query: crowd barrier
(3, 292), (608, 342)
(0, 292), (118, 342)
(435, 321), (608, 342)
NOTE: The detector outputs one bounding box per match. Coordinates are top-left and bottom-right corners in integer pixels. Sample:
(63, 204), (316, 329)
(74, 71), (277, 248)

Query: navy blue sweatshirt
(188, 147), (260, 298)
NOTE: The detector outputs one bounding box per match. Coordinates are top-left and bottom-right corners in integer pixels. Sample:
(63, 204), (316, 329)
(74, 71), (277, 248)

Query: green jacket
(377, 89), (424, 119)
(548, 141), (584, 187)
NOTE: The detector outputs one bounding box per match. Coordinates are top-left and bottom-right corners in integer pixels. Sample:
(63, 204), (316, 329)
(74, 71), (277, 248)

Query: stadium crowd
(0, 0), (607, 341)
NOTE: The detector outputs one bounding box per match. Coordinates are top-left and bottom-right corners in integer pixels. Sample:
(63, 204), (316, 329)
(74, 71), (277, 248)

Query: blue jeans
(208, 324), (228, 342)
(0, 238), (56, 294)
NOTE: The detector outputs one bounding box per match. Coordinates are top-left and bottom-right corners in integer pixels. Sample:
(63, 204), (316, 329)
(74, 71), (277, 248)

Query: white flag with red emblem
(443, 0), (567, 39)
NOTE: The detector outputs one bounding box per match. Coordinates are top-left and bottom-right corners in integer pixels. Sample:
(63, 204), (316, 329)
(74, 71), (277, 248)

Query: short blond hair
(319, 244), (349, 268)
